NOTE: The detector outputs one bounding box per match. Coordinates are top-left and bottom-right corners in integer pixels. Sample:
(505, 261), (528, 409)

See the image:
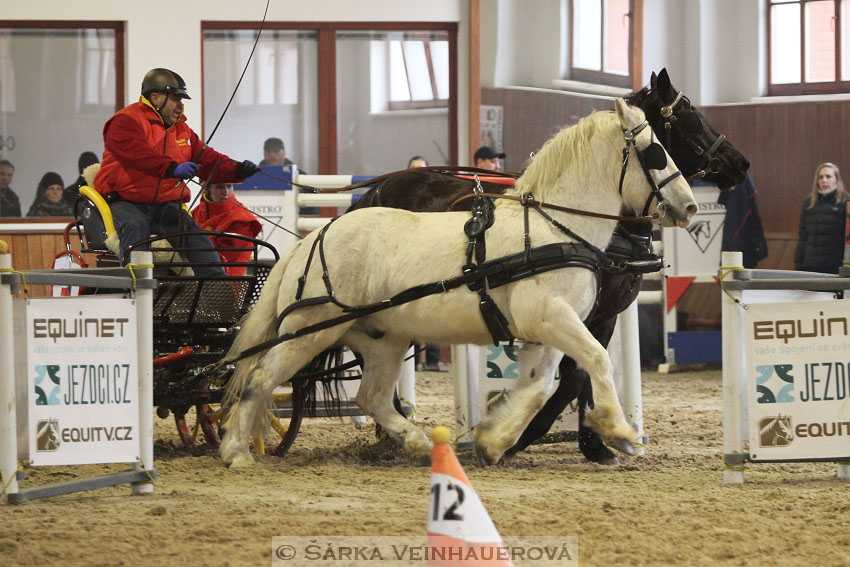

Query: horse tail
(222, 241), (301, 409)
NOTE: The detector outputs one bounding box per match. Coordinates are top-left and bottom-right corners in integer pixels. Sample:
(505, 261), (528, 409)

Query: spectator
(794, 162), (849, 274)
(0, 159), (21, 217)
(27, 172), (73, 217)
(473, 146), (505, 171)
(64, 151), (100, 207)
(93, 67), (260, 274)
(407, 155), (428, 169)
(719, 172), (768, 268)
(191, 182), (262, 276)
(259, 137), (305, 172)
(261, 137), (315, 213)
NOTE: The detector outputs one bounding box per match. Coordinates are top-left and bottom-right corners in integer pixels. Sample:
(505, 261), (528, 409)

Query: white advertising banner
(664, 184), (724, 278)
(744, 298), (850, 461)
(25, 297), (140, 465)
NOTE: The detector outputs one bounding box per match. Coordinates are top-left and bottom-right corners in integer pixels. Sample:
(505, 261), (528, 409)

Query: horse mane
(510, 109), (620, 202)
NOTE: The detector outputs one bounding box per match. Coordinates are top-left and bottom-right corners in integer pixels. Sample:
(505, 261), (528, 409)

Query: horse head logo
(759, 415), (794, 447)
(36, 418), (61, 452)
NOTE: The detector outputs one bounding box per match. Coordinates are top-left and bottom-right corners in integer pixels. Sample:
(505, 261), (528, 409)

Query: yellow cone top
(431, 426), (451, 445)
(0, 240), (7, 254)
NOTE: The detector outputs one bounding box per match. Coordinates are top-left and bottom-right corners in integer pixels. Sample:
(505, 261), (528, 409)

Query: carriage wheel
(266, 387), (304, 458)
(173, 407), (200, 447)
(171, 379), (224, 448)
(197, 403), (223, 447)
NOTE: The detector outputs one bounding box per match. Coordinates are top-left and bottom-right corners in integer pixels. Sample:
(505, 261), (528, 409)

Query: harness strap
(296, 221), (334, 300)
(461, 185), (514, 345)
(232, 239), (600, 364)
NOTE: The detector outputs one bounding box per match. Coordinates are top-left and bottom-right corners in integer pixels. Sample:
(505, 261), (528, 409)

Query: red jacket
(191, 195), (262, 276)
(95, 97), (243, 203)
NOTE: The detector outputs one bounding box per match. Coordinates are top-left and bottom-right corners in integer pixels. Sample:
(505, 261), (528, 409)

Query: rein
(448, 192), (654, 224)
(248, 165), (520, 194)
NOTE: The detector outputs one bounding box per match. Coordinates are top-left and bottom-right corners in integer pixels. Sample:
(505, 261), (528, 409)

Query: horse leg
(524, 298), (637, 454)
(474, 342), (561, 465)
(504, 355), (584, 456)
(351, 335), (432, 462)
(220, 325), (351, 467)
(577, 380), (619, 465)
(577, 311), (622, 464)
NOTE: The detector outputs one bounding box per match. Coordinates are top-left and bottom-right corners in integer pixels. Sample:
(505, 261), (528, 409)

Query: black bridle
(618, 119), (683, 217)
(653, 89), (727, 181)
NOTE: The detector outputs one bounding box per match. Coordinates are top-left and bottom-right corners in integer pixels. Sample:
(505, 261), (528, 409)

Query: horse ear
(658, 68), (672, 92)
(650, 71), (658, 89)
(615, 97), (641, 130)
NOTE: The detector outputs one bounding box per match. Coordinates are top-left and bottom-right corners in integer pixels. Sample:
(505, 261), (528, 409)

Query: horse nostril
(686, 204), (698, 219)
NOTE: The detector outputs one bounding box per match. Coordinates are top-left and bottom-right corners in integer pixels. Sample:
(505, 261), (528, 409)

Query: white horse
(220, 98), (698, 468)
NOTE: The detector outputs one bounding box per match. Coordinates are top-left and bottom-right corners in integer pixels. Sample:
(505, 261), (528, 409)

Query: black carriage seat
(140, 235), (278, 330)
(73, 185), (279, 336)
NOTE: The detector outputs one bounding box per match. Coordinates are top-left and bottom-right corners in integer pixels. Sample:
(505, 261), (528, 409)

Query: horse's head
(628, 68), (750, 190)
(615, 98), (698, 228)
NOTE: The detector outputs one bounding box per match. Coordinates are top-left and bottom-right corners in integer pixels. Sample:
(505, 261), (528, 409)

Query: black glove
(236, 160), (261, 179)
(173, 161), (200, 179)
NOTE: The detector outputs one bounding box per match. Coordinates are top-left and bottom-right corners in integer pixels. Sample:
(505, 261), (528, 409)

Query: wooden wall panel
(701, 99), (850, 244)
(482, 87), (611, 172)
(481, 88), (850, 330)
(0, 229), (92, 298)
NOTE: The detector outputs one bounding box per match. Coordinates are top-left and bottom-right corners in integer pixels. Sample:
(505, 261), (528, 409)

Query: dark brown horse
(347, 69), (750, 465)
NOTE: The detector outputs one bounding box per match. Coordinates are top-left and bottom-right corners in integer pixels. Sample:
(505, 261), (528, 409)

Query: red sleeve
(226, 220), (261, 238)
(103, 115), (174, 177)
(196, 143), (243, 183)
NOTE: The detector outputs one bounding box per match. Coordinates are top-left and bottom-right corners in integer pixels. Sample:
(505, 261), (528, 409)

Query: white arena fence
(0, 250), (155, 504)
(720, 251), (850, 483)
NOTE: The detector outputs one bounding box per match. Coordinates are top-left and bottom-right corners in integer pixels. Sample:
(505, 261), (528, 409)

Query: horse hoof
(474, 444), (499, 467)
(606, 438), (635, 456)
(590, 454), (621, 466)
(409, 453), (431, 467)
(226, 453), (255, 469)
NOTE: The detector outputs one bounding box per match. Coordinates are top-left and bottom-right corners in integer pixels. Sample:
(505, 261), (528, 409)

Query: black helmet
(141, 68), (191, 100)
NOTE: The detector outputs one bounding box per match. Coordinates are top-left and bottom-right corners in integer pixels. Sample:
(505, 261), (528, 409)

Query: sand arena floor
(2, 368), (850, 567)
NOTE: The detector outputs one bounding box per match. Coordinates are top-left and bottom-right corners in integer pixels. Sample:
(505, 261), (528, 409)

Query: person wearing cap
(259, 137), (298, 169)
(94, 67), (261, 274)
(260, 137), (314, 212)
(27, 172), (73, 217)
(473, 145), (505, 171)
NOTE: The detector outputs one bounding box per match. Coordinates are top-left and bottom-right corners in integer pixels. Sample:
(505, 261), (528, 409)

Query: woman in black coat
(794, 162), (848, 274)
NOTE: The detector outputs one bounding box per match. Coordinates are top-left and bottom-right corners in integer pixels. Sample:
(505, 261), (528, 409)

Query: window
(82, 28), (117, 108)
(202, 23), (457, 176)
(768, 0), (850, 95)
(0, 21), (123, 219)
(387, 34), (449, 110)
(569, 0), (640, 89)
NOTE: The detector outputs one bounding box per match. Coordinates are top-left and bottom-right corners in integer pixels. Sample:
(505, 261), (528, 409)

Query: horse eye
(642, 143), (667, 170)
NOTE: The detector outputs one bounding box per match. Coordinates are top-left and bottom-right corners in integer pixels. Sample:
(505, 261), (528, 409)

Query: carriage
(64, 186), (321, 458)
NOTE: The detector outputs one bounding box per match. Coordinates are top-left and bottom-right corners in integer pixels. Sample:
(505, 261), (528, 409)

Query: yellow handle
(78, 186), (116, 237)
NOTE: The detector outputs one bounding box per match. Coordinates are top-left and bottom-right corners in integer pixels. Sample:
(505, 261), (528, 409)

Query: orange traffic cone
(427, 426), (514, 567)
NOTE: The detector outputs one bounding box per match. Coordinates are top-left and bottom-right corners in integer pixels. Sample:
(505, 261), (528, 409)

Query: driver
(94, 68), (261, 275)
